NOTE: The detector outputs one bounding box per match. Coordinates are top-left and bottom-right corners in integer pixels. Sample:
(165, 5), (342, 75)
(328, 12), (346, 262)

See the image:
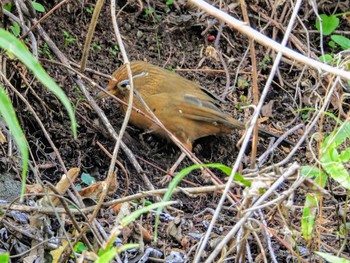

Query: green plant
(31, 1), (45, 13)
(74, 242), (88, 254)
(0, 253), (9, 263)
(166, 65), (175, 72)
(145, 7), (155, 16)
(0, 29), (77, 200)
(315, 252), (350, 263)
(81, 172), (96, 186)
(10, 22), (20, 37)
(145, 7), (162, 21)
(3, 2), (14, 12)
(63, 30), (77, 47)
(315, 13), (350, 62)
(91, 42), (101, 52)
(300, 120), (350, 240)
(109, 44), (119, 56)
(301, 113), (309, 120)
(164, 0), (174, 12)
(39, 43), (53, 60)
(85, 6), (94, 14)
(258, 55), (271, 70)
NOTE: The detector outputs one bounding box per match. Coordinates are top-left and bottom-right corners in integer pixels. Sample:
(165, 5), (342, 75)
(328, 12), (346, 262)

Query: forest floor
(1, 0), (350, 262)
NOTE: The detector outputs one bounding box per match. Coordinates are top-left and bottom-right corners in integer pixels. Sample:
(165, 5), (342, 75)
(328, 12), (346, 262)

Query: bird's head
(96, 61), (149, 99)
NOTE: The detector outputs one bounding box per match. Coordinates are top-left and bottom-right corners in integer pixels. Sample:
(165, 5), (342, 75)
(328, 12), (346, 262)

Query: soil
(1, 0), (350, 262)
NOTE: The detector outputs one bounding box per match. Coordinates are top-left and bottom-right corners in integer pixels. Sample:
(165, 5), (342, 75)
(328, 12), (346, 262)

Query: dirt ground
(1, 0), (350, 262)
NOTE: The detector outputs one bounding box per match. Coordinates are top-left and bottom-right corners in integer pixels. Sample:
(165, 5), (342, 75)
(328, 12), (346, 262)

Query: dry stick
(31, 24), (85, 206)
(258, 123), (304, 165)
(249, 4), (317, 60)
(96, 141), (130, 197)
(189, 0), (350, 81)
(243, 170), (308, 214)
(69, 60), (111, 79)
(257, 210), (277, 263)
(80, 0), (105, 72)
(2, 184), (235, 215)
(263, 224), (309, 263)
(191, 0), (304, 261)
(280, 4), (312, 129)
(240, 0), (259, 169)
(214, 22), (230, 100)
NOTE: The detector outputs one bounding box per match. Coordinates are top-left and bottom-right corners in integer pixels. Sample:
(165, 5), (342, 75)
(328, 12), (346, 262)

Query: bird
(97, 61), (285, 151)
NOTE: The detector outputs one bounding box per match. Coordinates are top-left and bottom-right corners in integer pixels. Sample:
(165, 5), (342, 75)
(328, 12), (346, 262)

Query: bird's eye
(118, 80), (129, 90)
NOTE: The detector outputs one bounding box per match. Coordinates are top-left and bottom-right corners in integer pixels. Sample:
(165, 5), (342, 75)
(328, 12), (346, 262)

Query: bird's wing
(144, 93), (232, 125)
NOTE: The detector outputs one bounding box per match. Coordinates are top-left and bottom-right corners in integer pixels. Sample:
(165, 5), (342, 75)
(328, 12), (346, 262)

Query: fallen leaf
(262, 100), (275, 117)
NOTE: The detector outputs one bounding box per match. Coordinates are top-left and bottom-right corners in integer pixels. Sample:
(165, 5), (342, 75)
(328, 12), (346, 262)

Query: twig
(258, 123), (303, 165)
(1, 184), (237, 214)
(80, 0), (105, 72)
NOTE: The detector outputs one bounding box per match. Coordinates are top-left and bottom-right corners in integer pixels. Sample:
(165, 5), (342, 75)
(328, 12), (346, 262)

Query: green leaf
(95, 247), (117, 263)
(330, 35), (350, 50)
(328, 41), (336, 48)
(145, 7), (154, 16)
(339, 148), (350, 162)
(0, 86), (28, 200)
(10, 22), (20, 37)
(121, 201), (175, 227)
(3, 3), (14, 12)
(0, 29), (77, 138)
(32, 1), (45, 12)
(166, 0), (174, 5)
(315, 252), (350, 263)
(320, 122), (350, 189)
(81, 173), (96, 186)
(315, 14), (339, 36)
(301, 194), (318, 241)
(0, 253), (9, 263)
(319, 54), (333, 63)
(73, 242), (88, 253)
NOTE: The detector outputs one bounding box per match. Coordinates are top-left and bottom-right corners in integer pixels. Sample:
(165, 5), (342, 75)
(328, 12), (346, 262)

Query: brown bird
(97, 61), (283, 150)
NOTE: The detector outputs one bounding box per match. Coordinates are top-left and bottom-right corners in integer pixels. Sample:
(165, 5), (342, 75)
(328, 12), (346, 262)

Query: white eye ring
(117, 71), (149, 89)
(118, 79), (129, 89)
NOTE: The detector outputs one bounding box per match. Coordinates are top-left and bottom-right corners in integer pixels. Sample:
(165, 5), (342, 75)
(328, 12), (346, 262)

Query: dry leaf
(39, 167), (80, 207)
(261, 100), (275, 117)
(205, 46), (220, 61)
(0, 128), (7, 144)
